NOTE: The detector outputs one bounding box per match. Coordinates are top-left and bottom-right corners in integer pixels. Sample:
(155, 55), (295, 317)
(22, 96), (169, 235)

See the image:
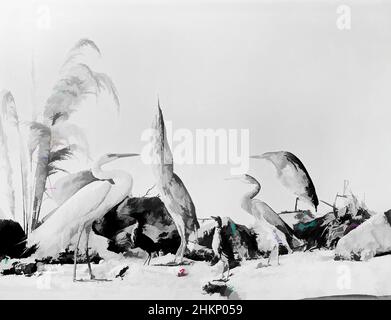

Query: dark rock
(1, 261), (37, 277)
(195, 217), (260, 262)
(36, 248), (103, 264)
(202, 281), (240, 299)
(294, 212), (336, 250)
(0, 220), (27, 259)
(186, 245), (214, 262)
(92, 196), (180, 255)
(93, 197), (259, 264)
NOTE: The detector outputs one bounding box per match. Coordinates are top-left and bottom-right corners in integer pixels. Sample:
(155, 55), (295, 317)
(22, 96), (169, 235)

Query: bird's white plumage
(212, 227), (222, 258)
(252, 201), (291, 253)
(27, 153), (137, 264)
(51, 170), (97, 206)
(28, 180), (112, 257)
(279, 163), (309, 199)
(230, 174), (293, 256)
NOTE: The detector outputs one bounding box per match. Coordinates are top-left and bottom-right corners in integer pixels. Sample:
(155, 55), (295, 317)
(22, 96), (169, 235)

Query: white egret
(226, 174), (292, 264)
(251, 151), (319, 211)
(27, 152), (139, 281)
(150, 103), (199, 264)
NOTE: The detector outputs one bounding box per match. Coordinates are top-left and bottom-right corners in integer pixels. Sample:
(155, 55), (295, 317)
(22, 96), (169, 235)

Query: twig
(141, 184), (156, 198)
(320, 200), (335, 209)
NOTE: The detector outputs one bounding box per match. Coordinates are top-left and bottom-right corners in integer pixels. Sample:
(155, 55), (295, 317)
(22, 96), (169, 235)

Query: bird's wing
(252, 199), (295, 238)
(28, 180), (112, 257)
(283, 152), (319, 208)
(51, 170), (99, 206)
(166, 173), (199, 232)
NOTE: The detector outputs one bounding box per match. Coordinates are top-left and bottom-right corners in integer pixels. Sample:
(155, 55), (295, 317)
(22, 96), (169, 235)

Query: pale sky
(1, 0), (391, 226)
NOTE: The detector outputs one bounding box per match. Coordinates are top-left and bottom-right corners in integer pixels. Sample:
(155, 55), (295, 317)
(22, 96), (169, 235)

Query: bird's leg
(267, 252), (272, 266)
(178, 238), (187, 264)
(223, 261), (229, 281)
(73, 225), (84, 282)
(277, 246), (280, 265)
(174, 233), (182, 262)
(180, 236), (187, 262)
(85, 225), (95, 280)
(148, 253), (152, 265)
(295, 197), (299, 211)
(174, 224), (186, 264)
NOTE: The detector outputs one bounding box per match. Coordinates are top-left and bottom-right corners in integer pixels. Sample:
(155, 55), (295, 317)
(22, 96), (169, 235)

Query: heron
(150, 103), (199, 264)
(27, 152), (139, 281)
(251, 151), (319, 211)
(226, 174), (292, 264)
(211, 216), (230, 281)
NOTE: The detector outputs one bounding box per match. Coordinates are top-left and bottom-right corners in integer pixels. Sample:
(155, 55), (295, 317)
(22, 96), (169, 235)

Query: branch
(141, 184), (155, 198)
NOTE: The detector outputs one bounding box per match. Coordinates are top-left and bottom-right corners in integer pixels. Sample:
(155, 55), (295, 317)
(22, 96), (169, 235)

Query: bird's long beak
(115, 153), (140, 158)
(250, 154), (264, 159)
(251, 152), (273, 159)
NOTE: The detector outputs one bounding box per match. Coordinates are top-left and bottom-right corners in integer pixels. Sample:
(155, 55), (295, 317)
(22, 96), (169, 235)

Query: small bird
(27, 152), (139, 281)
(211, 216), (230, 281)
(150, 102), (199, 264)
(129, 219), (158, 265)
(226, 174), (292, 265)
(251, 151), (319, 211)
(115, 266), (129, 280)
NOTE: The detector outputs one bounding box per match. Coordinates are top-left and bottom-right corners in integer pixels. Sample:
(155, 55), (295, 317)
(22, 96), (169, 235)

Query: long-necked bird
(129, 219), (158, 265)
(251, 151), (319, 211)
(226, 174), (292, 264)
(211, 216), (230, 281)
(226, 174), (298, 249)
(150, 103), (199, 264)
(27, 152), (139, 281)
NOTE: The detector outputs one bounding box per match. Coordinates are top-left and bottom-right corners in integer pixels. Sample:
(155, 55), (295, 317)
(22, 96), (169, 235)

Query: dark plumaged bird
(211, 216), (230, 281)
(129, 220), (158, 265)
(251, 151), (319, 211)
(115, 266), (129, 280)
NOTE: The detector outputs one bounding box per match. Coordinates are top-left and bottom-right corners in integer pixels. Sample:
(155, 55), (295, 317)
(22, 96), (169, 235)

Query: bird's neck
(92, 163), (125, 181)
(130, 222), (141, 241)
(152, 163), (173, 185)
(241, 183), (260, 213)
(92, 164), (133, 198)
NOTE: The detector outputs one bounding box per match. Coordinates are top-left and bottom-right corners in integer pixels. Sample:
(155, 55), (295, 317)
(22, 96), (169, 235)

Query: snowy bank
(335, 211), (391, 261)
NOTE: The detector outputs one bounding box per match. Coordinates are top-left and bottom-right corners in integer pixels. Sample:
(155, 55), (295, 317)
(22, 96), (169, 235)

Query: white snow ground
(1, 250), (391, 299)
